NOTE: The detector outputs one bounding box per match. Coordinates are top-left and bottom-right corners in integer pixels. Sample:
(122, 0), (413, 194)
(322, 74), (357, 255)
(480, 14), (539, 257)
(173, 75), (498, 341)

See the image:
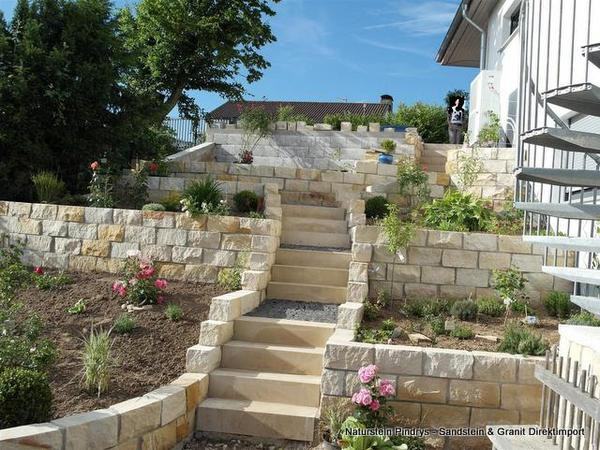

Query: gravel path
(246, 299), (338, 323)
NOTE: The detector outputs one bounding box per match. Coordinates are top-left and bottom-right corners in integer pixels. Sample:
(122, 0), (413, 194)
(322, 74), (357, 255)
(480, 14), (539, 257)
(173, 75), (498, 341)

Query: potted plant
(378, 139), (396, 164)
(321, 399), (349, 449)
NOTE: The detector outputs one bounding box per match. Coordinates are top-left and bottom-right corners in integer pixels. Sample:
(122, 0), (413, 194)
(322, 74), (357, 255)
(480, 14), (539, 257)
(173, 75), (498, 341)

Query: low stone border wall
(321, 330), (543, 449)
(0, 372), (207, 449)
(349, 225), (573, 303)
(0, 185), (281, 293)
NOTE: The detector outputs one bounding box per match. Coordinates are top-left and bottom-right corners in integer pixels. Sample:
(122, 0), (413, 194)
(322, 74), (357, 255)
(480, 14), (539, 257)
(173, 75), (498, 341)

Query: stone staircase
(196, 197), (353, 442)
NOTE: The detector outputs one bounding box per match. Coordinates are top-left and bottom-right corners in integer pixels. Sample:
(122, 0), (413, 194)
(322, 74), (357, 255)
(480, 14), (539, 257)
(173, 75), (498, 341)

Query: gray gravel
(246, 299), (338, 323)
(183, 432), (311, 449)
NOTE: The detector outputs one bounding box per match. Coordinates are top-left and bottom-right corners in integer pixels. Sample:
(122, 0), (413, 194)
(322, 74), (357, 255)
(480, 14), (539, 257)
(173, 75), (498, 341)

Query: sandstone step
(196, 398), (317, 441)
(208, 368), (321, 407)
(275, 248), (351, 269)
(267, 281), (346, 304)
(221, 340), (324, 375)
(281, 230), (350, 248)
(280, 191), (338, 207)
(420, 156), (447, 164)
(282, 204), (346, 220)
(233, 316), (336, 347)
(271, 264), (348, 286)
(282, 216), (347, 234)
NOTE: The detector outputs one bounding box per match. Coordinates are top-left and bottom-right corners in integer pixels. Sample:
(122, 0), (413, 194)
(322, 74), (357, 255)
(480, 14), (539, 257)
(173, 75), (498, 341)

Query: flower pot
(378, 153), (393, 164)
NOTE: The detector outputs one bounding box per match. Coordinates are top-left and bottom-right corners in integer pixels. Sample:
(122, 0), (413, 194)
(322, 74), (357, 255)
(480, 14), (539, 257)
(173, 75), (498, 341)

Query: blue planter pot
(378, 154), (393, 164)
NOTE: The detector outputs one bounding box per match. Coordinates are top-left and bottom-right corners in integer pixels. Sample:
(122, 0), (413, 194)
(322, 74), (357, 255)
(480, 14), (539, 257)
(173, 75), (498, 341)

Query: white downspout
(462, 2), (487, 70)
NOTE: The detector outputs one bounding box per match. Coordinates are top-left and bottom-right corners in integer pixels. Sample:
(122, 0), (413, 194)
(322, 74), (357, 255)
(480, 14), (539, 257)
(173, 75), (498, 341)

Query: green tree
(391, 102), (448, 143)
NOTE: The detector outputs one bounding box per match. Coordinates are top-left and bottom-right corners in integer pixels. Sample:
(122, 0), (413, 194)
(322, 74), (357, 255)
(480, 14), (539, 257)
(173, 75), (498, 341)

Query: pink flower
(128, 278), (138, 286)
(154, 279), (168, 290)
(358, 388), (372, 406)
(90, 161), (99, 171)
(33, 266), (44, 275)
(138, 266), (155, 280)
(157, 295), (165, 305)
(112, 281), (127, 297)
(369, 399), (380, 411)
(378, 379), (395, 397)
(358, 364), (378, 384)
(148, 162), (159, 173)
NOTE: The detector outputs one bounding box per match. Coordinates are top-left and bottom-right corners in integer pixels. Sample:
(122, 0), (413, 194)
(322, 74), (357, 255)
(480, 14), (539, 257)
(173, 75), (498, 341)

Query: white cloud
(364, 1), (457, 36)
(354, 36), (433, 57)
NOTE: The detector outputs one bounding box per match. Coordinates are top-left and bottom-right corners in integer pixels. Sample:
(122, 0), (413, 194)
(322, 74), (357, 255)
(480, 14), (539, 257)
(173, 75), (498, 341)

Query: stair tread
(521, 126), (600, 153)
(224, 339), (325, 353)
(268, 280), (346, 290)
(515, 202), (600, 220)
(211, 368), (322, 384)
(273, 264), (348, 273)
(199, 398), (319, 418)
(543, 82), (600, 117)
(585, 43), (600, 69)
(516, 167), (600, 187)
(523, 235), (600, 251)
(570, 295), (600, 316)
(277, 247), (350, 256)
(236, 315), (336, 329)
(542, 266), (600, 285)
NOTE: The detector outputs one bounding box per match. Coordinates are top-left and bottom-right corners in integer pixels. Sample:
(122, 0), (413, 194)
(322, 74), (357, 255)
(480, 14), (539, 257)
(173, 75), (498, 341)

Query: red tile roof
(208, 100), (391, 123)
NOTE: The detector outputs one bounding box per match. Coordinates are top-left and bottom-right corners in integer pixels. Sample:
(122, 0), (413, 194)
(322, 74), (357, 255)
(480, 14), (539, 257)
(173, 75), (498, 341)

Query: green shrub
(165, 303), (184, 321)
(405, 298), (452, 318)
(181, 177), (226, 216)
(217, 254), (247, 290)
(276, 105), (311, 124)
(159, 192), (182, 212)
(566, 311), (600, 326)
(380, 139), (396, 154)
(450, 299), (478, 321)
(492, 267), (527, 301)
(477, 297), (505, 317)
(391, 102), (448, 143)
(450, 324), (474, 340)
(323, 112), (384, 131)
(478, 111), (501, 146)
(380, 318), (396, 332)
(423, 190), (492, 232)
(67, 299), (86, 315)
(544, 291), (574, 318)
(365, 196), (389, 220)
(233, 190), (259, 213)
(31, 171), (66, 203)
(498, 323), (548, 356)
(113, 314), (136, 334)
(33, 272), (73, 291)
(396, 157), (429, 202)
(363, 301), (381, 321)
(376, 289), (391, 308)
(0, 368), (52, 428)
(428, 316), (446, 336)
(142, 203), (166, 211)
(487, 201), (524, 235)
(355, 327), (393, 344)
(81, 327), (114, 397)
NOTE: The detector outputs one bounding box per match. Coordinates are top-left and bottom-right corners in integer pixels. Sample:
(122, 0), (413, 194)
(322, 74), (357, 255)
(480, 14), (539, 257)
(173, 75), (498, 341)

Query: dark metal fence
(164, 112), (207, 150)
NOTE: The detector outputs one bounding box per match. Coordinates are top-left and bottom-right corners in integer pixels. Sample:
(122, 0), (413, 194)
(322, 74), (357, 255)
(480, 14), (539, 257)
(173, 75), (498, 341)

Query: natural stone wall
(350, 225), (573, 303)
(0, 190), (281, 292)
(321, 330), (543, 450)
(205, 124), (414, 170)
(446, 147), (516, 210)
(0, 372), (207, 449)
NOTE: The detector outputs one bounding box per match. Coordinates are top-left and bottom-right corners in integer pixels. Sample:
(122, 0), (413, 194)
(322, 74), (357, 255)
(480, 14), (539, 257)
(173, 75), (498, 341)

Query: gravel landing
(246, 299), (338, 323)
(280, 243), (350, 252)
(183, 432), (311, 449)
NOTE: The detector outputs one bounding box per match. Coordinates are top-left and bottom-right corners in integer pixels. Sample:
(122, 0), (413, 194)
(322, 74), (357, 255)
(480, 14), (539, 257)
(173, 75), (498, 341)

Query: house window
(509, 7), (520, 35)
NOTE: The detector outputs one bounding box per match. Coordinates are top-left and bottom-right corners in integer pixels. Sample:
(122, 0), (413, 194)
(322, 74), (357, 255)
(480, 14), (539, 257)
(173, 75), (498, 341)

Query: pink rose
(33, 266), (44, 275)
(358, 388), (372, 406)
(379, 379), (395, 397)
(369, 399), (380, 411)
(128, 278), (138, 285)
(358, 364), (378, 384)
(154, 279), (168, 290)
(112, 281), (127, 297)
(138, 266), (155, 280)
(90, 161), (99, 171)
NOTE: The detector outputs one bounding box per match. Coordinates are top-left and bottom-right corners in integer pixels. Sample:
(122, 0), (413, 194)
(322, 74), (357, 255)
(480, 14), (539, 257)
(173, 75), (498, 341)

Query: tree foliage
(391, 102), (448, 143)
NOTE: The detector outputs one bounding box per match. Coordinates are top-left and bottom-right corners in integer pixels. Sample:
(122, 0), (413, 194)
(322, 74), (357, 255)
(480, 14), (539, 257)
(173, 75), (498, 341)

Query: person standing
(447, 96), (465, 145)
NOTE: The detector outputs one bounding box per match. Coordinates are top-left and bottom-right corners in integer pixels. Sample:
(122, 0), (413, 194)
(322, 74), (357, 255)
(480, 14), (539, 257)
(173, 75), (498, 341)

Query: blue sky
(0, 0), (476, 115)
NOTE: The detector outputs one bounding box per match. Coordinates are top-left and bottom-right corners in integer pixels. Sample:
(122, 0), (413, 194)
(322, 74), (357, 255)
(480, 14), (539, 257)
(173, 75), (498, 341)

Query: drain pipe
(461, 2), (487, 70)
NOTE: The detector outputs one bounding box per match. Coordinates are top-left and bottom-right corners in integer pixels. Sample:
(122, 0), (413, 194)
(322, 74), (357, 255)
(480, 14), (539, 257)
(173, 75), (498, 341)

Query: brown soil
(361, 301), (561, 352)
(18, 271), (227, 419)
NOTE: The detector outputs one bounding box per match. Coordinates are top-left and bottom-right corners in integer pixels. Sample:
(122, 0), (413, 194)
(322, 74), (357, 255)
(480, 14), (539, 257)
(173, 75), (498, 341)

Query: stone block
(500, 384), (542, 411)
(421, 266), (454, 285)
(511, 253), (543, 272)
(251, 235), (279, 253)
(140, 421), (177, 450)
(427, 230), (463, 249)
(297, 168), (321, 181)
(15, 218), (42, 235)
(109, 396), (161, 442)
(337, 302), (363, 330)
(186, 345), (221, 373)
(84, 207), (113, 224)
(42, 220), (68, 237)
(456, 268), (489, 288)
(321, 369), (346, 396)
(346, 282), (369, 303)
(348, 262), (368, 283)
(98, 224), (124, 242)
(55, 237), (82, 255)
(208, 293), (242, 321)
(440, 285), (474, 299)
(386, 265), (421, 283)
(69, 255), (97, 272)
(0, 201), (7, 215)
(442, 249), (478, 268)
(449, 380), (500, 407)
(207, 215), (240, 233)
(57, 206), (85, 222)
(81, 240), (110, 257)
(31, 204), (58, 220)
(141, 245), (172, 262)
(421, 404), (470, 427)
(355, 160), (378, 174)
(145, 385), (186, 426)
(199, 320), (234, 346)
(396, 376), (447, 403)
(43, 253), (69, 269)
(159, 177), (185, 191)
(175, 214), (207, 230)
(0, 423), (63, 449)
(470, 408), (520, 427)
(373, 244), (395, 263)
(377, 164), (398, 177)
(478, 252), (511, 270)
(221, 234), (252, 251)
(265, 206), (282, 220)
(157, 263), (185, 279)
(95, 258), (121, 273)
(187, 231), (221, 248)
(375, 345), (423, 375)
(274, 167), (297, 178)
(239, 218), (281, 236)
(518, 358), (544, 384)
(348, 212), (366, 227)
(172, 246), (203, 264)
(423, 348), (473, 379)
(68, 222), (97, 240)
(171, 373), (209, 412)
(408, 247), (442, 266)
(352, 226), (385, 244)
(143, 211), (175, 228)
(113, 209), (143, 225)
(343, 172), (365, 185)
(52, 409), (118, 450)
(202, 249), (237, 267)
(321, 171), (344, 183)
(498, 235), (531, 254)
(111, 242), (140, 259)
(241, 269), (270, 290)
(324, 342), (374, 370)
(157, 228), (187, 246)
(404, 283), (438, 298)
(183, 264), (219, 283)
(473, 352), (518, 382)
(285, 179), (309, 191)
(26, 235), (53, 252)
(463, 233), (498, 251)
